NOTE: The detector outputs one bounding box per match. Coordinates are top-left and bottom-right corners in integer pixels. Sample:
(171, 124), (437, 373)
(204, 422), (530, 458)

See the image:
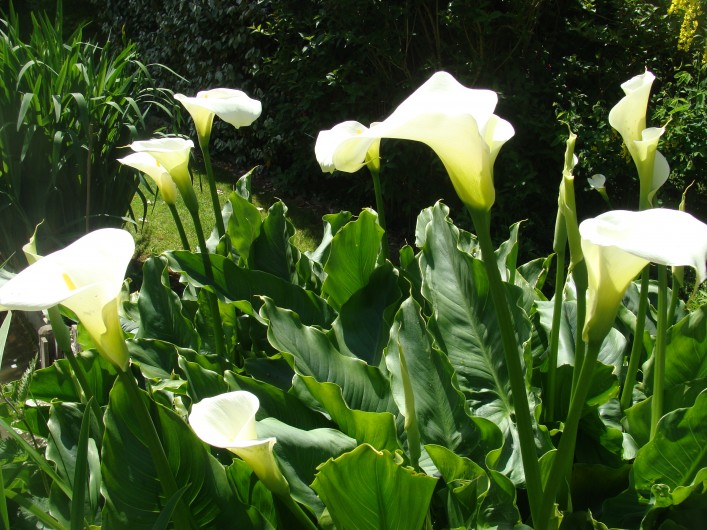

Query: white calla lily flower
(118, 152), (178, 206)
(608, 70), (668, 206)
(580, 209), (707, 344)
(608, 70), (654, 151)
(0, 229), (135, 370)
(174, 88), (262, 144)
(587, 174), (606, 191)
(130, 138), (198, 212)
(315, 71), (514, 211)
(129, 138), (194, 190)
(189, 391), (289, 496)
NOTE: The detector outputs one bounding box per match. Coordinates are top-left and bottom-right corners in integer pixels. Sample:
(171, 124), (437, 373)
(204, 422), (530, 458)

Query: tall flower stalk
(130, 138), (227, 359)
(608, 70), (672, 412)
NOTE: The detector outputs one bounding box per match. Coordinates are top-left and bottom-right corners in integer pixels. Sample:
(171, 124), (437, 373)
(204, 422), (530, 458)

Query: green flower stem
(368, 165), (389, 261)
(167, 203), (191, 251)
(117, 370), (195, 530)
(276, 493), (318, 530)
(537, 339), (603, 530)
(667, 273), (680, 329)
(46, 306), (103, 428)
(199, 140), (226, 239)
(619, 268), (649, 411)
(546, 210), (568, 423)
(467, 207), (543, 525)
(569, 261), (587, 400)
(188, 207), (227, 359)
(650, 265), (668, 440)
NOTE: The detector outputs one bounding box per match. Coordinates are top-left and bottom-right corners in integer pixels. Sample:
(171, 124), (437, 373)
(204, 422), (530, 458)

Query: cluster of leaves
(0, 2), (171, 270)
(2, 169), (705, 528)
(87, 0), (705, 254)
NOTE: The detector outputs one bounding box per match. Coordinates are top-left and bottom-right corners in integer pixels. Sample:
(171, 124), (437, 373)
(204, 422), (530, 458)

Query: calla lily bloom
(0, 229), (135, 370)
(189, 391), (289, 497)
(608, 70), (669, 207)
(580, 209), (707, 344)
(129, 138), (193, 190)
(129, 138), (197, 212)
(174, 89), (262, 146)
(118, 152), (178, 205)
(588, 174), (610, 205)
(315, 71), (514, 211)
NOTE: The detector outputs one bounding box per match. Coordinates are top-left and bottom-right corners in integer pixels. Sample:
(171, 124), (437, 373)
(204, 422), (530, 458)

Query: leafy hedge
(88, 0), (705, 250)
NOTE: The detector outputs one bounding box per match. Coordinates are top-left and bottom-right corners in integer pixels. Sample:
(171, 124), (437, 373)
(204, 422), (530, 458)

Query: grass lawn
(128, 169), (321, 259)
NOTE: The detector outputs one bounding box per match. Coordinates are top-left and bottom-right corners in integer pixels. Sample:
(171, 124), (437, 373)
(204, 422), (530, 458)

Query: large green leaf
(224, 371), (333, 431)
(261, 298), (397, 414)
(178, 357), (229, 402)
(331, 261), (401, 365)
(137, 256), (198, 350)
(631, 390), (707, 501)
(643, 305), (707, 395)
(386, 297), (502, 461)
(625, 378), (705, 447)
(252, 200), (299, 283)
(166, 251), (334, 327)
(29, 350), (117, 407)
(45, 402), (101, 528)
(226, 190), (262, 263)
(425, 444), (490, 529)
(257, 417), (357, 517)
(418, 203), (547, 484)
(296, 375), (399, 451)
(306, 211), (353, 266)
(312, 444), (437, 530)
(101, 376), (265, 529)
(322, 209), (384, 310)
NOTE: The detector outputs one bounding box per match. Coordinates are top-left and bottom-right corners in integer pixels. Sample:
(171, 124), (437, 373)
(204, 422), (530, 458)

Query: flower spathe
(118, 152), (178, 205)
(174, 88), (262, 145)
(189, 391), (289, 497)
(315, 71), (514, 211)
(580, 209), (707, 344)
(129, 137), (197, 212)
(129, 138), (193, 190)
(608, 70), (668, 207)
(0, 229), (135, 370)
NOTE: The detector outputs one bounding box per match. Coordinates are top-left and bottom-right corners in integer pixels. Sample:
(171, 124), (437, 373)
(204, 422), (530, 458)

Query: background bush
(63, 0), (707, 253)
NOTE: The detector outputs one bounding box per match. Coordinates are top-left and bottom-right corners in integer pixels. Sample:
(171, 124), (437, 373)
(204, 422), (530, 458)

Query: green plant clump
(0, 2), (171, 269)
(0, 64), (706, 529)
